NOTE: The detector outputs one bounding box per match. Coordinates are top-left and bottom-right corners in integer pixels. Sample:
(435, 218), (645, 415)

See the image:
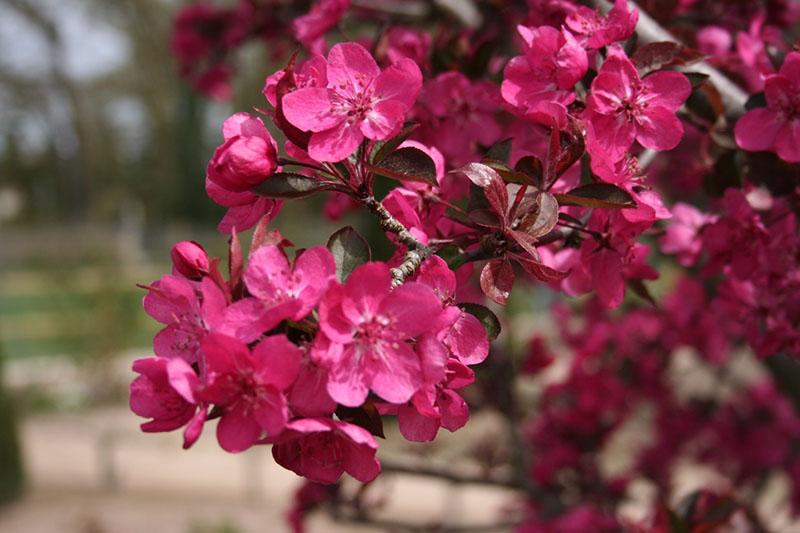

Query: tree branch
(380, 457), (519, 488)
(362, 196), (433, 287)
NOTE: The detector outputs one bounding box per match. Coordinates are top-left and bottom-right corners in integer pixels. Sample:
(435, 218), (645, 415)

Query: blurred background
(0, 1), (373, 531)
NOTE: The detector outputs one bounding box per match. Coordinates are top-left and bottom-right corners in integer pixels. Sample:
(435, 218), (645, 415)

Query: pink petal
(764, 75), (793, 110)
(443, 311), (490, 365)
(415, 256), (456, 302)
(244, 245), (292, 302)
(252, 390), (289, 437)
(590, 249), (624, 308)
(326, 43), (380, 96)
(182, 409), (207, 449)
(217, 405), (261, 453)
(398, 403), (439, 442)
(202, 333), (248, 378)
(307, 120), (363, 162)
(775, 120), (800, 163)
(343, 442), (382, 483)
(293, 246), (337, 318)
(585, 110), (636, 162)
(326, 346), (370, 407)
(252, 334), (302, 390)
(369, 341), (422, 404)
(438, 389), (469, 432)
(281, 87), (342, 132)
(778, 51), (800, 84)
(289, 363), (336, 417)
(166, 358), (200, 404)
(361, 99), (405, 140)
(642, 71), (692, 111)
(342, 262), (391, 322)
(636, 106), (684, 151)
(379, 282), (443, 338)
(734, 107), (783, 152)
(372, 57), (422, 109)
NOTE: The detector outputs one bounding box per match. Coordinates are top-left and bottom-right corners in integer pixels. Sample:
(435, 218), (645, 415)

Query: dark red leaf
(336, 401), (385, 438)
(370, 146), (438, 186)
(555, 183), (637, 209)
(480, 258), (515, 305)
(455, 163), (509, 223)
(632, 42), (704, 74)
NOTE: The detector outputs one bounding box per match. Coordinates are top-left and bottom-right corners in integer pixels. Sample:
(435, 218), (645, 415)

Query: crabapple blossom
(142, 276), (226, 364)
(316, 262), (445, 406)
(502, 25), (587, 128)
(585, 46), (691, 162)
(282, 42), (422, 161)
(735, 51), (800, 163)
(199, 333), (301, 452)
(130, 356), (206, 448)
(565, 0), (638, 50)
(272, 418), (381, 484)
(233, 245), (336, 341)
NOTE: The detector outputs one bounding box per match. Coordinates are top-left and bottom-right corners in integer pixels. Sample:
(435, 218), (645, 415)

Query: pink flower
(200, 333), (301, 452)
(316, 262), (445, 406)
(660, 202), (716, 266)
(142, 276), (227, 364)
(130, 356), (206, 448)
(292, 0), (350, 53)
(565, 0), (638, 50)
(502, 25), (588, 128)
(585, 47), (691, 162)
(380, 26), (431, 67)
(734, 52), (800, 163)
(234, 245), (336, 341)
(417, 72), (502, 164)
(415, 256), (489, 366)
(396, 356), (474, 442)
(282, 42), (422, 162)
(207, 112), (279, 192)
(272, 418), (381, 484)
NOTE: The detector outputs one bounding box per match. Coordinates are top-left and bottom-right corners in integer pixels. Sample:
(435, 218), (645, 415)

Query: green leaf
(252, 172), (330, 198)
(555, 183), (637, 209)
(458, 303), (501, 341)
(327, 226), (371, 282)
(371, 122), (419, 164)
(370, 146), (438, 186)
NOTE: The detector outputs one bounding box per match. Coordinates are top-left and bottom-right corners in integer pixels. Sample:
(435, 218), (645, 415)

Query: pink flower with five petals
(282, 42), (422, 162)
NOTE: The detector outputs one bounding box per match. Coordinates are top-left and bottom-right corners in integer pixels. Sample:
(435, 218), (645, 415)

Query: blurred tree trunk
(0, 353), (24, 505)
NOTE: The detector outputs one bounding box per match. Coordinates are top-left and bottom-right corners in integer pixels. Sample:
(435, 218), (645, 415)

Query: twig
(362, 195), (433, 287)
(380, 457), (519, 488)
(334, 513), (521, 533)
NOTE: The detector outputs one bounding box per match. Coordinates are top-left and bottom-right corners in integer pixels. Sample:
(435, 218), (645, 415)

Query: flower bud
(207, 113), (279, 192)
(171, 240), (209, 279)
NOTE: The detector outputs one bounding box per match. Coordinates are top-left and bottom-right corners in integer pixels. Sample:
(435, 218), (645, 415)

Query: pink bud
(171, 240), (210, 279)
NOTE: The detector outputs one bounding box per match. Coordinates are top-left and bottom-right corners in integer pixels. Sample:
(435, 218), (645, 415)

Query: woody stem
(361, 195), (432, 287)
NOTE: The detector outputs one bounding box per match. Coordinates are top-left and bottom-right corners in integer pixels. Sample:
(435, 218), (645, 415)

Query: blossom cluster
(145, 0), (800, 529)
